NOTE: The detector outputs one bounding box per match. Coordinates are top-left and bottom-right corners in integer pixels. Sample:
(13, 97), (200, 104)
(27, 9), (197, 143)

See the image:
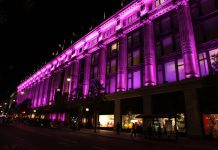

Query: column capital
(116, 30), (126, 39)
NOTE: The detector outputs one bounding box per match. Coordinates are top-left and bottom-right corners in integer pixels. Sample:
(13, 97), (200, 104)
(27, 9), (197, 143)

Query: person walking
(131, 123), (137, 136)
(116, 121), (121, 135)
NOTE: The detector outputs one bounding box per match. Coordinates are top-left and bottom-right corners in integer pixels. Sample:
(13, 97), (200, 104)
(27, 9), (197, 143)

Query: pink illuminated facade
(17, 0), (218, 138)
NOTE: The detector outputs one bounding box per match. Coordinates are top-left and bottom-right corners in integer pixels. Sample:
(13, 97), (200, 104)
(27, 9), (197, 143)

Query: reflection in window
(209, 49), (218, 72)
(199, 53), (209, 76)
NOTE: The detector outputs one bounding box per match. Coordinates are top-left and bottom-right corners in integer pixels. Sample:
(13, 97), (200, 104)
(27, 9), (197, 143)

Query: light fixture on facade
(21, 91), (24, 95)
(85, 108), (89, 112)
(4, 103), (7, 105)
(67, 78), (71, 82)
(57, 88), (61, 92)
(33, 110), (36, 113)
(13, 100), (16, 102)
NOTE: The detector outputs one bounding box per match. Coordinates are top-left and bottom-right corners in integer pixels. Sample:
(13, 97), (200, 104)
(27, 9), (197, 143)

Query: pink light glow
(75, 41), (85, 49)
(86, 31), (99, 41)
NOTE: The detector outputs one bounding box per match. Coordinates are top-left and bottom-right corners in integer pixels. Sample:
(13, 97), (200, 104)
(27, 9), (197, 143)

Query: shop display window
(203, 114), (218, 139)
(122, 114), (143, 129)
(99, 115), (114, 128)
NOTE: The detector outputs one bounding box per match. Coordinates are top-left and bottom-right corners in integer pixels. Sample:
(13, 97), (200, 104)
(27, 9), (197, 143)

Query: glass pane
(178, 59), (185, 80)
(133, 49), (140, 65)
(128, 78), (132, 90)
(133, 71), (141, 89)
(199, 53), (209, 76)
(128, 36), (132, 48)
(111, 59), (116, 73)
(209, 49), (218, 71)
(161, 17), (171, 33)
(162, 36), (173, 55)
(128, 53), (132, 67)
(133, 31), (140, 47)
(165, 61), (176, 82)
(111, 43), (117, 54)
(110, 77), (116, 93)
(158, 70), (163, 84)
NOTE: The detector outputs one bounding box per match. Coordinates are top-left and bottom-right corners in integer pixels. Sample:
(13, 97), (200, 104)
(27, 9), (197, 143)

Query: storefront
(122, 113), (143, 129)
(203, 114), (218, 139)
(121, 97), (143, 130)
(152, 92), (186, 136)
(99, 115), (114, 128)
(198, 86), (218, 139)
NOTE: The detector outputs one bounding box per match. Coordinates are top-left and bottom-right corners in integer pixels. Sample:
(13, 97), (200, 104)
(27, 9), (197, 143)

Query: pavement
(67, 128), (218, 150)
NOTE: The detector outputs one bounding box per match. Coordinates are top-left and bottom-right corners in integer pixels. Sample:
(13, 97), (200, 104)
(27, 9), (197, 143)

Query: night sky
(0, 0), (131, 100)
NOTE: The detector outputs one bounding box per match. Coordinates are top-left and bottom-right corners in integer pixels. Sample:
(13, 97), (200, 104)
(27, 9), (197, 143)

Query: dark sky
(0, 0), (131, 100)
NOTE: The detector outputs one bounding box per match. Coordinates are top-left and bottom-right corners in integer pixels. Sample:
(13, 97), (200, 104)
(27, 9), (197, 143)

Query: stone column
(184, 88), (203, 138)
(83, 54), (91, 97)
(117, 34), (127, 92)
(98, 44), (107, 89)
(114, 100), (121, 126)
(177, 0), (200, 78)
(142, 94), (152, 131)
(143, 20), (156, 86)
(70, 59), (79, 99)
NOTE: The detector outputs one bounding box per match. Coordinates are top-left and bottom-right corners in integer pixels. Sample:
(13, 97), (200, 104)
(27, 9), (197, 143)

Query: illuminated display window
(203, 114), (218, 139)
(122, 114), (143, 129)
(99, 115), (114, 128)
(153, 113), (186, 134)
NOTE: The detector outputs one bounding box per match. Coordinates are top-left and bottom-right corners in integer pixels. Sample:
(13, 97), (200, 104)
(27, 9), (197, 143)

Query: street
(0, 124), (189, 150)
(0, 123), (217, 150)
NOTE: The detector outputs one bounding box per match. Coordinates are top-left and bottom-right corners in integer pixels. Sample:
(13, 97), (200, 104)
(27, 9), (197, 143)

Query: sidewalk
(75, 128), (218, 150)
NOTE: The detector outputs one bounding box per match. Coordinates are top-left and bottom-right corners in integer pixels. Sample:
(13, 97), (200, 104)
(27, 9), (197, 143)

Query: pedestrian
(131, 123), (136, 136)
(116, 121), (121, 135)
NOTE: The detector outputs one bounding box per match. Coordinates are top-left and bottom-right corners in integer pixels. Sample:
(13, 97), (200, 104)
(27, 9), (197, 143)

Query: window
(154, 11), (180, 58)
(177, 59), (185, 80)
(162, 36), (174, 55)
(155, 0), (166, 7)
(209, 49), (218, 72)
(165, 61), (176, 82)
(157, 65), (163, 84)
(127, 30), (141, 49)
(127, 70), (142, 90)
(106, 42), (119, 93)
(78, 59), (85, 84)
(91, 51), (99, 79)
(158, 59), (185, 84)
(198, 53), (209, 76)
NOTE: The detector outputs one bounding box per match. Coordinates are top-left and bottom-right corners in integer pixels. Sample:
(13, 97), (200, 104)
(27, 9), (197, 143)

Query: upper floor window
(91, 51), (99, 79)
(127, 30), (141, 49)
(108, 42), (119, 57)
(78, 59), (85, 84)
(155, 0), (166, 7)
(157, 59), (185, 84)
